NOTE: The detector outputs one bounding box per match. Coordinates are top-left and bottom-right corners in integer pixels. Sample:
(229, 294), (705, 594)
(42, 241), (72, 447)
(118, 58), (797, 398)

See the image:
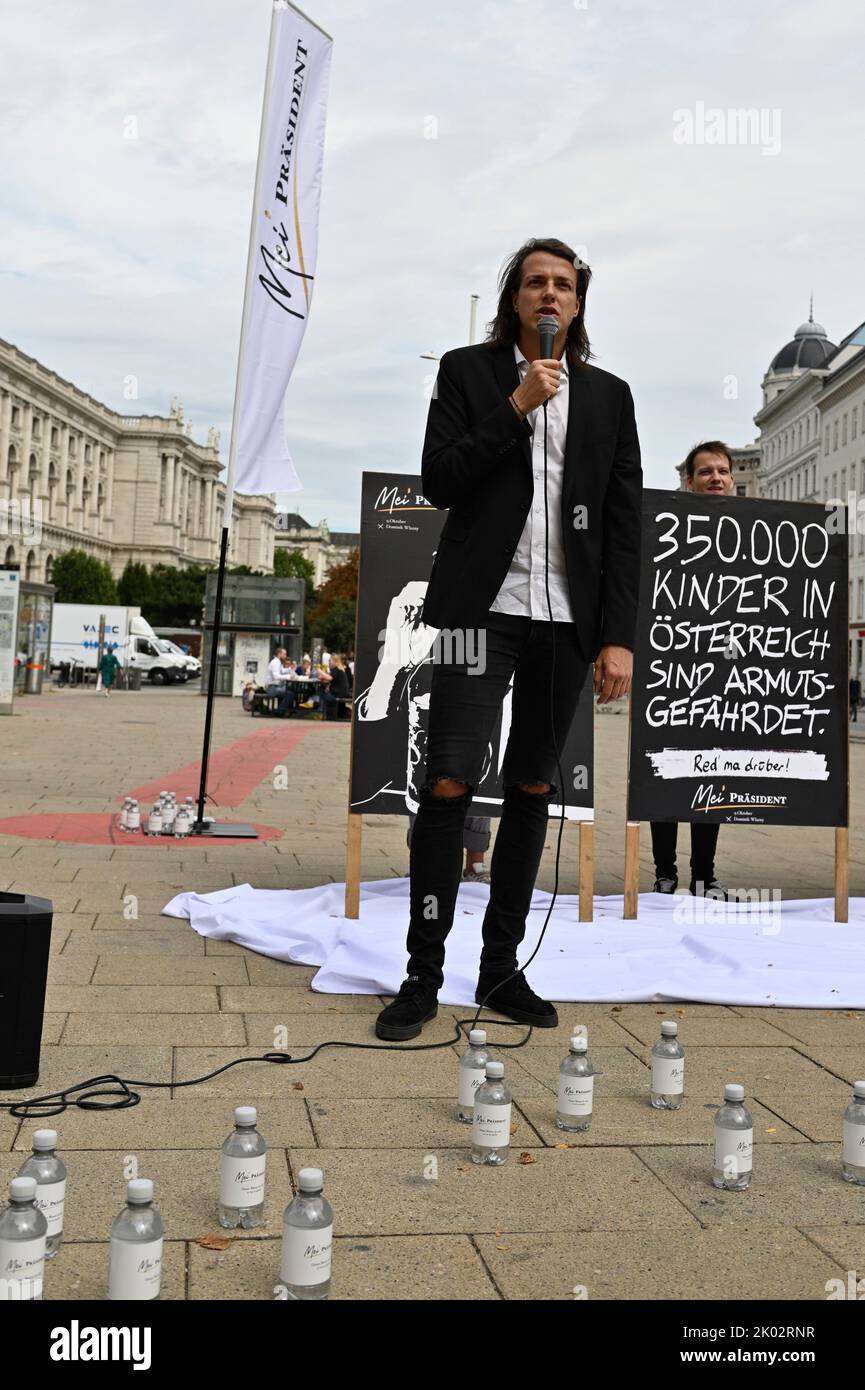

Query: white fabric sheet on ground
(161, 879), (865, 1008)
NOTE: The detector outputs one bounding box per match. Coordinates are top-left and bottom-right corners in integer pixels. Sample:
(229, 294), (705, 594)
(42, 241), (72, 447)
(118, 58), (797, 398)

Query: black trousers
(650, 821), (720, 883)
(405, 611), (589, 990)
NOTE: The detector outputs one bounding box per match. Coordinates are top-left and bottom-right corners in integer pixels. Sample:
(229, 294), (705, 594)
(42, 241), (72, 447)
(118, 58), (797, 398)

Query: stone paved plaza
(1, 686), (864, 1300)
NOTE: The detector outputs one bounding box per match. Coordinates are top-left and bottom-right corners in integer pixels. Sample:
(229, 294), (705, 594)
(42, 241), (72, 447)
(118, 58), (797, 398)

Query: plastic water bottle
(713, 1083), (754, 1190)
(126, 799), (141, 833)
(556, 1036), (595, 1132)
(0, 1176), (46, 1300)
(161, 798), (176, 834)
(457, 1029), (489, 1123)
(471, 1061), (512, 1165)
(279, 1167), (333, 1300)
(841, 1079), (865, 1185)
(651, 1020), (685, 1109)
(118, 798), (131, 832)
(17, 1129), (67, 1259)
(219, 1106), (266, 1229)
(174, 806), (191, 838)
(107, 1178), (163, 1300)
(147, 803), (162, 836)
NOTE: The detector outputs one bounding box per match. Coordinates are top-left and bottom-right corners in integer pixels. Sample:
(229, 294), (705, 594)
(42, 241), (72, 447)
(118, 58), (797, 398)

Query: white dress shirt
(488, 343), (575, 623)
(267, 656), (290, 686)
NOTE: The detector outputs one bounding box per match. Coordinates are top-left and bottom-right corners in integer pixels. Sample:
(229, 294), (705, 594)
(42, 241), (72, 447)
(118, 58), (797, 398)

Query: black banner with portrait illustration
(628, 489), (848, 827)
(349, 471), (593, 820)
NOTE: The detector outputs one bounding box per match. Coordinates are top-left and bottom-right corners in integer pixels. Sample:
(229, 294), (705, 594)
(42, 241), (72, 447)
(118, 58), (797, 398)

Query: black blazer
(419, 342), (642, 663)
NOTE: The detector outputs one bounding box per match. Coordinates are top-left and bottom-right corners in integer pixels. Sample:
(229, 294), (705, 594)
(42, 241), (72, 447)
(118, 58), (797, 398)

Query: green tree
(117, 561), (153, 609)
(52, 550), (118, 604)
(308, 549), (358, 652)
(145, 564), (209, 627)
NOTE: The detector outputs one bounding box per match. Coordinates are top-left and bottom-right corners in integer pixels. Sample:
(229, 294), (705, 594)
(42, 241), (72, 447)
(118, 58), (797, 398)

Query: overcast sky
(2, 0), (863, 531)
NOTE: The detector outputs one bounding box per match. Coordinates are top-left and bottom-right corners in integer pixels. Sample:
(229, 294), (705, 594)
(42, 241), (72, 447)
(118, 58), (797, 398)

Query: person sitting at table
(265, 647), (296, 717)
(324, 655), (352, 720)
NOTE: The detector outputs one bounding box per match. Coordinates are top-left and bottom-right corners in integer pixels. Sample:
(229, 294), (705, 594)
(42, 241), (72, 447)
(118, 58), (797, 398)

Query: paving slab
(508, 1044), (653, 1096)
(93, 957), (249, 986)
(791, 1048), (865, 1086)
(282, 1147), (698, 1236)
(12, 1097), (314, 1152)
(737, 1008), (865, 1046)
(634, 1142), (865, 1229)
(242, 1011), (462, 1047)
(305, 1097), (545, 1149)
(519, 1094), (803, 1147)
(610, 1012), (793, 1047)
(188, 1233), (499, 1300)
(45, 985), (219, 1013)
(61, 928), (206, 956)
(626, 1045), (832, 1094)
(62, 1013), (247, 1047)
(800, 1227), (865, 1286)
(475, 1227), (846, 1301)
(25, 1046), (173, 1096)
(47, 955), (98, 985)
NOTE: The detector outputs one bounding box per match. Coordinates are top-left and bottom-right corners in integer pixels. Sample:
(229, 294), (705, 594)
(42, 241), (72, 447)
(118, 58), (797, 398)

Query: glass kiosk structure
(201, 575), (305, 696)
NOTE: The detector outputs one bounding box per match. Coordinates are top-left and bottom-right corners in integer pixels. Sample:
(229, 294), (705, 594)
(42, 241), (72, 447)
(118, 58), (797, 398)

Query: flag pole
(192, 2), (282, 838)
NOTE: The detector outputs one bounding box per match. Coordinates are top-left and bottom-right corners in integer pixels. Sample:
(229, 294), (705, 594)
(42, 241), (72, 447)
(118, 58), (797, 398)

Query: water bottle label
(843, 1121), (865, 1165)
(33, 1180), (66, 1236)
(280, 1223), (333, 1286)
(0, 1237), (45, 1298)
(107, 1237), (163, 1300)
(458, 1064), (485, 1107)
(651, 1057), (684, 1095)
(714, 1128), (753, 1175)
(472, 1101), (512, 1147)
(558, 1074), (594, 1116)
(220, 1154), (266, 1207)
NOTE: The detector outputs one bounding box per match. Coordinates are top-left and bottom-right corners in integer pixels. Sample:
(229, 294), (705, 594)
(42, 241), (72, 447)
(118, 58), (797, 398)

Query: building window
(736, 484), (746, 496)
(843, 414), (849, 446)
(31, 417), (41, 440)
(84, 442), (92, 463)
(824, 427), (830, 454)
(45, 554), (54, 583)
(50, 425), (59, 448)
(853, 406), (859, 441)
(11, 405), (20, 428)
(859, 579), (864, 620)
(69, 436), (77, 458)
(834, 420), (839, 451)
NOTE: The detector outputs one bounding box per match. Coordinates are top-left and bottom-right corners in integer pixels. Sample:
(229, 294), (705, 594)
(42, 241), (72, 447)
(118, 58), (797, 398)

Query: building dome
(769, 311), (837, 374)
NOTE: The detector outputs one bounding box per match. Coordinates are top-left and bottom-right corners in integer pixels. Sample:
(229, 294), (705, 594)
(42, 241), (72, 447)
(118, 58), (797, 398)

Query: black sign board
(628, 489), (848, 827)
(349, 472), (593, 820)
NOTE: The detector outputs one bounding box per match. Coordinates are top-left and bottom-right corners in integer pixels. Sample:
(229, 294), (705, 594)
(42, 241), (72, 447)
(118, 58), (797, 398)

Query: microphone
(537, 314), (558, 360)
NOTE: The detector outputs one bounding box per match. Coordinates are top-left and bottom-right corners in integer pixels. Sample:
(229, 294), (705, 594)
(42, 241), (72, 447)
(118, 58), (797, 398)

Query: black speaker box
(0, 892), (53, 1089)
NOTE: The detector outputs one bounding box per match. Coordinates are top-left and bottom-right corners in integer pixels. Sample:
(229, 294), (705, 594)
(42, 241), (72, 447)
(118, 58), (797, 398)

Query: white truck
(50, 604), (189, 684)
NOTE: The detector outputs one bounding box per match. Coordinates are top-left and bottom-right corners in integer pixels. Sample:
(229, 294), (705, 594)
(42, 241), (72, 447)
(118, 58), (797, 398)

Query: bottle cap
(468, 1030), (487, 1046)
(569, 1036), (588, 1052)
(127, 1178), (154, 1204)
(32, 1129), (57, 1150)
(853, 1080), (865, 1100)
(234, 1106), (257, 1126)
(661, 1021), (678, 1036)
(485, 1061), (504, 1079)
(724, 1083), (745, 1103)
(10, 1176), (37, 1201)
(298, 1167), (323, 1192)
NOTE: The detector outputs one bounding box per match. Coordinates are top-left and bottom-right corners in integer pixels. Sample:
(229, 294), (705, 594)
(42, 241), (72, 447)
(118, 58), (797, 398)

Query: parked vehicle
(50, 605), (188, 684)
(155, 637), (201, 678)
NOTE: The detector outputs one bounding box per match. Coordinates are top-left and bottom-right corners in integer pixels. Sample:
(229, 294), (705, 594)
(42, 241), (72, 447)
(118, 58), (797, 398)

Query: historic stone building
(0, 337), (275, 581)
(273, 511), (358, 587)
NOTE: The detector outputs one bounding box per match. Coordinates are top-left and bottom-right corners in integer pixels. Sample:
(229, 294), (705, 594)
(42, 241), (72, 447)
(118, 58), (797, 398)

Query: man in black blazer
(376, 237), (642, 1040)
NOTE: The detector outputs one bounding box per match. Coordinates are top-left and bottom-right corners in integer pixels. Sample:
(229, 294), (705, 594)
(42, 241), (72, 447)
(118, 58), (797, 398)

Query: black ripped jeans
(405, 610), (589, 991)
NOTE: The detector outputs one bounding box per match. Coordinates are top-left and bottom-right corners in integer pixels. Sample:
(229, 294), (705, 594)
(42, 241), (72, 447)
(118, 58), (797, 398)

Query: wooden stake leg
(579, 821), (594, 921)
(345, 811), (362, 919)
(624, 820), (640, 919)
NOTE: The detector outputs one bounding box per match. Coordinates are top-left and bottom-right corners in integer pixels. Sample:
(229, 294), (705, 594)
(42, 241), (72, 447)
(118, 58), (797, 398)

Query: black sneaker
(375, 976), (438, 1040)
(653, 875), (678, 894)
(690, 878), (727, 900)
(475, 970), (558, 1027)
